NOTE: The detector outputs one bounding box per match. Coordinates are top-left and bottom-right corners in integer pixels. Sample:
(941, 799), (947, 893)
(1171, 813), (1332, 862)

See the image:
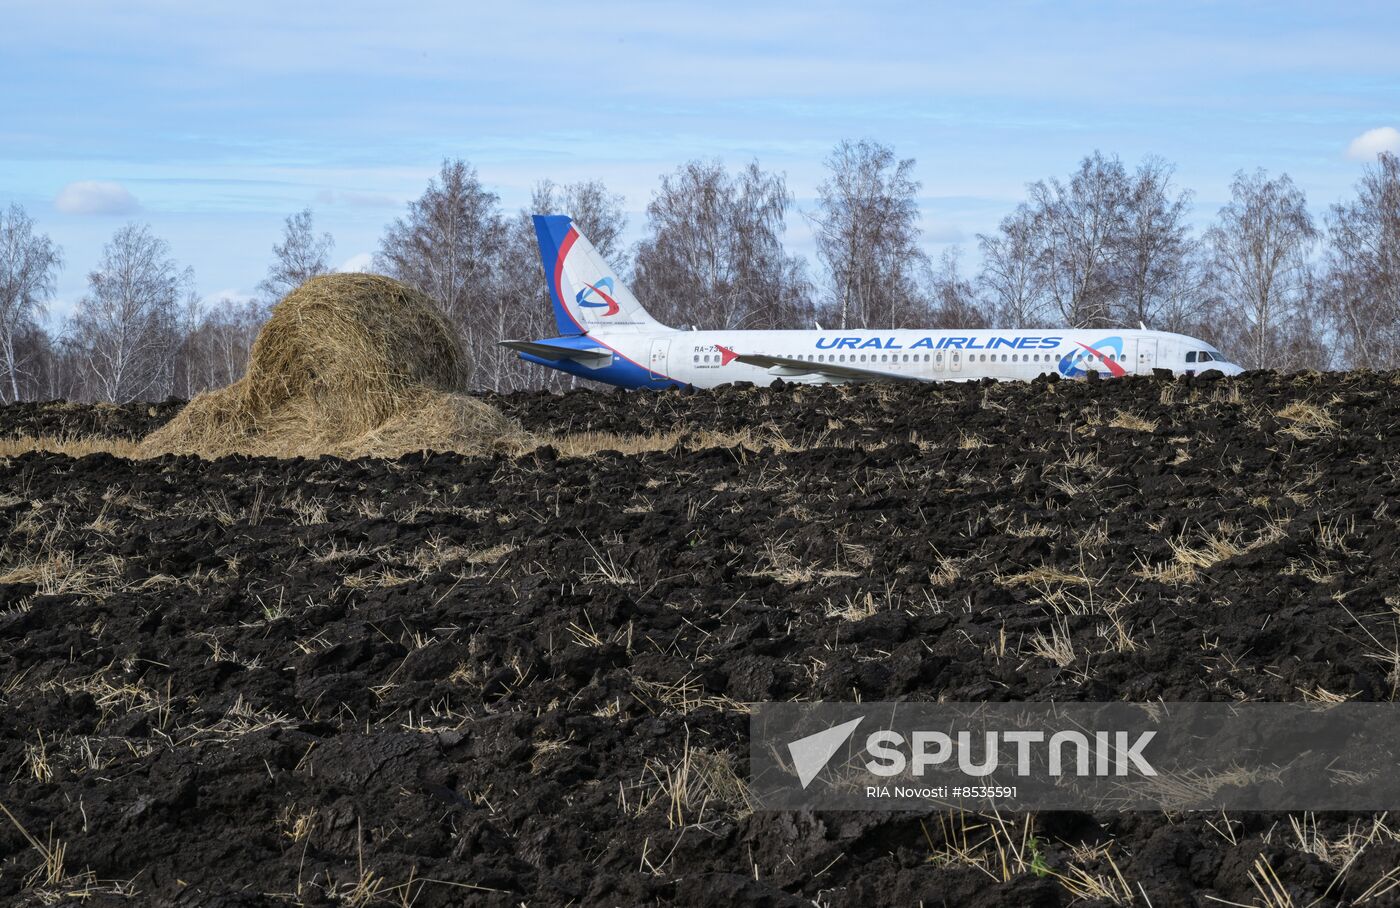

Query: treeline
(2, 144), (1397, 401)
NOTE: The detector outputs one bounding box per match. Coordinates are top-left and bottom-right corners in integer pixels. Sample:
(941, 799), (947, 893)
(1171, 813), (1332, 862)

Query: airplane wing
(718, 346), (932, 383)
(500, 339), (613, 370)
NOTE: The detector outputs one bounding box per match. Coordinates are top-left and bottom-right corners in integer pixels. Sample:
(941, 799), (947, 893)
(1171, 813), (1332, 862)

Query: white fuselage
(574, 327), (1242, 389)
(513, 215), (1243, 390)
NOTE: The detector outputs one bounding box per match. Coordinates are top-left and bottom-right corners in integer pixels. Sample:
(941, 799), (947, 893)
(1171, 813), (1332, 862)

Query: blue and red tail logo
(1059, 337), (1128, 378)
(576, 277), (620, 317)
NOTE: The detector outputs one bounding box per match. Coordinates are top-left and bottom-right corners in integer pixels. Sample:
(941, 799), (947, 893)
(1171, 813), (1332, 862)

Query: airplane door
(649, 339), (670, 380)
(1134, 338), (1158, 374)
(950, 350), (962, 372)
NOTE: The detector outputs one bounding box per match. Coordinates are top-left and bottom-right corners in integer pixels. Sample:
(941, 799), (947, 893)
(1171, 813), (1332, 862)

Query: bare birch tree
(375, 160), (501, 373)
(977, 204), (1047, 327)
(175, 298), (265, 395)
(632, 160), (811, 330)
(1323, 151), (1400, 369)
(70, 223), (191, 402)
(1204, 169), (1318, 370)
(257, 208), (334, 304)
(488, 180), (629, 390)
(1026, 152), (1129, 328)
(927, 249), (987, 328)
(533, 179), (627, 261)
(0, 205), (63, 402)
(1115, 156), (1194, 327)
(811, 140), (925, 329)
(1151, 244), (1213, 337)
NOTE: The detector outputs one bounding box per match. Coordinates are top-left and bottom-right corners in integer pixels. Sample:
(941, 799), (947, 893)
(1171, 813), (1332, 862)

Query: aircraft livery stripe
(553, 228), (586, 334)
(1073, 341), (1128, 377)
(550, 226), (684, 386)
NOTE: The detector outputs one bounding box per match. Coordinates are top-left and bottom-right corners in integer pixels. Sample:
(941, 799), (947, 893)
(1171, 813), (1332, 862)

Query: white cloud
(202, 288), (257, 306)
(53, 180), (141, 215)
(337, 252), (374, 273)
(314, 189), (400, 209)
(1346, 127), (1400, 160)
(924, 223), (968, 243)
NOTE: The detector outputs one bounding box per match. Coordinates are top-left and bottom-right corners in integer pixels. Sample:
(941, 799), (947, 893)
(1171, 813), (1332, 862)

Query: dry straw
(141, 273), (525, 458)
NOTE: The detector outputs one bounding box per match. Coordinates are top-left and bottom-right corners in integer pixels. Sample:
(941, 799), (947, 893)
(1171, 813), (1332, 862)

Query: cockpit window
(1185, 351), (1197, 363)
(1199, 351), (1215, 362)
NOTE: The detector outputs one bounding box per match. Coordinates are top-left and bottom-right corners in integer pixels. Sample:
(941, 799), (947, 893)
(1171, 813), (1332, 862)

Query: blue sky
(2, 1), (1398, 320)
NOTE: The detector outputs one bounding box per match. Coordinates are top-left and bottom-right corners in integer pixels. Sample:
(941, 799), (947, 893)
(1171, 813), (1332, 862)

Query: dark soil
(3, 372), (1400, 906)
(0, 399), (186, 440)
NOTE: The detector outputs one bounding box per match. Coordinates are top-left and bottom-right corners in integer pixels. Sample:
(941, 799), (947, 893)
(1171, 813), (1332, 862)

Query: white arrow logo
(788, 716), (865, 789)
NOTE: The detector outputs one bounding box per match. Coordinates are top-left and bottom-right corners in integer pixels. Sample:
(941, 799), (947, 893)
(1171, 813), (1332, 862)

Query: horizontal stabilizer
(718, 347), (932, 383)
(499, 339), (613, 370)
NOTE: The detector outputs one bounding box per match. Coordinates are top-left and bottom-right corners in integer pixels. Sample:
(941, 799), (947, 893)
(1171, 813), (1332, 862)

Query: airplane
(501, 215), (1244, 389)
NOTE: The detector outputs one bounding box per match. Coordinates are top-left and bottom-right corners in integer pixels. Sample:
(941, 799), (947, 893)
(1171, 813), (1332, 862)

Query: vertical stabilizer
(532, 215), (665, 335)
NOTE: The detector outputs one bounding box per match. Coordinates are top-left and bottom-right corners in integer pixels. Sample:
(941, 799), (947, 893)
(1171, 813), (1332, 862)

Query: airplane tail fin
(532, 215), (665, 335)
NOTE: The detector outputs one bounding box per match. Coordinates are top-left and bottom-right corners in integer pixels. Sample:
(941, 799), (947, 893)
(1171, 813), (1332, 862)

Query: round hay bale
(244, 273), (464, 430)
(141, 273), (524, 458)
